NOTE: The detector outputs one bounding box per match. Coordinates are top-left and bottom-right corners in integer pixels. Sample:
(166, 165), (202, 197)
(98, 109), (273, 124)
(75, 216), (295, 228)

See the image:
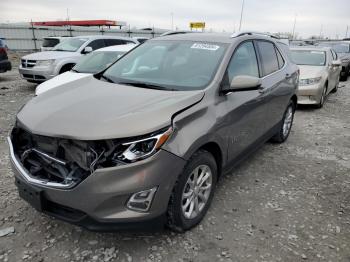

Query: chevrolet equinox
(8, 32), (298, 232)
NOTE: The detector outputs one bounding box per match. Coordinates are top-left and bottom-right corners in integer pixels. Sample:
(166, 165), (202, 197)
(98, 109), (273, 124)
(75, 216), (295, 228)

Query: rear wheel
(166, 150), (217, 232)
(270, 100), (295, 143)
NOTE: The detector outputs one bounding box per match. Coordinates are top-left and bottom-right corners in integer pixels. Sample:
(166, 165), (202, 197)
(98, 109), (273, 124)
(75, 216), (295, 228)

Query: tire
(166, 150), (217, 232)
(317, 84), (327, 108)
(270, 100), (295, 143)
(331, 82), (338, 93)
(59, 64), (75, 74)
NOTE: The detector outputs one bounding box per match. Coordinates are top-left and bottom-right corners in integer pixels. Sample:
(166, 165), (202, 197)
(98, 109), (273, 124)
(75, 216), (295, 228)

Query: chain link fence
(0, 24), (166, 51)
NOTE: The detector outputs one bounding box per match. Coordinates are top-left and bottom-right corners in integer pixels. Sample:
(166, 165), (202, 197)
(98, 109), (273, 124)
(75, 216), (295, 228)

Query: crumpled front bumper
(8, 137), (186, 230)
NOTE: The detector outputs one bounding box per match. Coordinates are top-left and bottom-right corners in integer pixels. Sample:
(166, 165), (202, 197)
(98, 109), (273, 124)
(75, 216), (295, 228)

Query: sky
(1, 0), (349, 39)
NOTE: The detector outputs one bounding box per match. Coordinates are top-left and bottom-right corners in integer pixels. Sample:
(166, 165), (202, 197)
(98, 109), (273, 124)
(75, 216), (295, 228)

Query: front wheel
(270, 101), (295, 143)
(166, 150), (217, 232)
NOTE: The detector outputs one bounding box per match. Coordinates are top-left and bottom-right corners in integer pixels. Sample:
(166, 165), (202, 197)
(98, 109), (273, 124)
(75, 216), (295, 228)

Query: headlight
(117, 127), (173, 162)
(299, 77), (322, 86)
(36, 59), (55, 67)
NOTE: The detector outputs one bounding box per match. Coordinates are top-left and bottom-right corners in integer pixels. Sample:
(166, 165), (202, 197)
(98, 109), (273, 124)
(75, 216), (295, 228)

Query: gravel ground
(0, 52), (349, 262)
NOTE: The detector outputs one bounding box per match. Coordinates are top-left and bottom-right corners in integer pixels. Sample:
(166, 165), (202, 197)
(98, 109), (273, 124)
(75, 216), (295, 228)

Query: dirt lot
(0, 53), (349, 262)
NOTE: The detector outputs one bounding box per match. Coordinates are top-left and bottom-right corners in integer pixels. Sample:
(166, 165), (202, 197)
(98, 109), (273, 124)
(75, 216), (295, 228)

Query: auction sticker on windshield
(191, 43), (220, 51)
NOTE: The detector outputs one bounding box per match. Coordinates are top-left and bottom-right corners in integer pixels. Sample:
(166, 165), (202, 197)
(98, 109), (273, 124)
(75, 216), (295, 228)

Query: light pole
(171, 12), (174, 31)
(239, 0), (245, 31)
(292, 14), (297, 40)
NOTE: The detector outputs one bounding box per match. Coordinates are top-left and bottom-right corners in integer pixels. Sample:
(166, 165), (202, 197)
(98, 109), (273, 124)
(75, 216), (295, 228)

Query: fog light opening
(127, 187), (158, 212)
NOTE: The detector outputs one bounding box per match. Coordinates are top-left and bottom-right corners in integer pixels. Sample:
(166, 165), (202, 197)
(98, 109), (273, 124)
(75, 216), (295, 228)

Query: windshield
(102, 40), (228, 91)
(73, 51), (126, 73)
(290, 50), (326, 66)
(319, 42), (350, 53)
(52, 38), (87, 52)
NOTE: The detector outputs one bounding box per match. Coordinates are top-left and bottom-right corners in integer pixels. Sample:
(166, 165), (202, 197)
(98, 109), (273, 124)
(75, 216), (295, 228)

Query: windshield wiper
(100, 75), (115, 83)
(118, 81), (176, 91)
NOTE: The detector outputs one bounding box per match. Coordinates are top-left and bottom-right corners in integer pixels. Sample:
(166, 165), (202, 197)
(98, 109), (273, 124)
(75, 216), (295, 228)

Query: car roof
(151, 32), (281, 44)
(71, 35), (137, 41)
(290, 46), (331, 52)
(94, 44), (137, 52)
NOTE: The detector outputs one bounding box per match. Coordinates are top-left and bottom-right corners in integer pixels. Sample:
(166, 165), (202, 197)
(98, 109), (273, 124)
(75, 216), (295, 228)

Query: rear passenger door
(255, 40), (292, 130)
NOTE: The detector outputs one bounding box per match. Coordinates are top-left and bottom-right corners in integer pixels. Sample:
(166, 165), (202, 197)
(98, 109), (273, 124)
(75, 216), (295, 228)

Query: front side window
(102, 40), (228, 91)
(104, 39), (124, 46)
(52, 38), (87, 52)
(226, 41), (259, 83)
(290, 50), (326, 66)
(257, 41), (279, 76)
(86, 39), (106, 50)
(73, 51), (125, 73)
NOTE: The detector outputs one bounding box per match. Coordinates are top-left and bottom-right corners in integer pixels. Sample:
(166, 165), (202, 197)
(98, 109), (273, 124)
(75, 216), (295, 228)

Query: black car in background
(319, 41), (350, 81)
(0, 39), (12, 73)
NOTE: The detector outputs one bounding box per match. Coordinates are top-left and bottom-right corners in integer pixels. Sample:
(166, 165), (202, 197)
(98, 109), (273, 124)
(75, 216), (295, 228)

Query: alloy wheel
(282, 105), (293, 138)
(181, 165), (213, 219)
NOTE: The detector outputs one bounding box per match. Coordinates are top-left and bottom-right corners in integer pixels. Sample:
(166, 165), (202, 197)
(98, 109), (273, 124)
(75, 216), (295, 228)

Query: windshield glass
(52, 38), (87, 52)
(290, 50), (326, 66)
(102, 40), (228, 91)
(73, 51), (125, 73)
(319, 42), (350, 53)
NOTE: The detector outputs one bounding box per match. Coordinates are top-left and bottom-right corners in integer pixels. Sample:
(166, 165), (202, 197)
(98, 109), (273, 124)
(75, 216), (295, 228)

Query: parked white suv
(19, 35), (139, 83)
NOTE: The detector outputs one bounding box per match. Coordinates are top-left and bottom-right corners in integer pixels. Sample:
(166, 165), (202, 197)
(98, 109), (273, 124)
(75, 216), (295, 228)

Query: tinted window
(290, 50), (326, 66)
(103, 41), (228, 91)
(137, 38), (148, 44)
(104, 39), (124, 46)
(87, 39), (106, 50)
(226, 41), (259, 82)
(42, 38), (60, 47)
(257, 41), (279, 76)
(0, 39), (4, 47)
(275, 47), (285, 69)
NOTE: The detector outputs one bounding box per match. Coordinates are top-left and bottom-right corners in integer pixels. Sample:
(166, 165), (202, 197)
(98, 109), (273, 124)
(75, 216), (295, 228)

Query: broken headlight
(115, 127), (173, 163)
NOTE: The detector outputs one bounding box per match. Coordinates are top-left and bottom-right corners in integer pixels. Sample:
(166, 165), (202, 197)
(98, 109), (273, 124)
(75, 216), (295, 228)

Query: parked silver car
(19, 35), (139, 83)
(290, 47), (341, 107)
(9, 32), (298, 232)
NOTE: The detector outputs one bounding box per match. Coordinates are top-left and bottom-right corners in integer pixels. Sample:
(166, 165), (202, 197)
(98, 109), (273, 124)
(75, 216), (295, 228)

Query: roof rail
(231, 31), (280, 39)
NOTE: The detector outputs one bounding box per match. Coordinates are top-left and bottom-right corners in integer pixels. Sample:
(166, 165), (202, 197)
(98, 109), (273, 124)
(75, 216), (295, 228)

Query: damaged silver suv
(8, 32), (298, 232)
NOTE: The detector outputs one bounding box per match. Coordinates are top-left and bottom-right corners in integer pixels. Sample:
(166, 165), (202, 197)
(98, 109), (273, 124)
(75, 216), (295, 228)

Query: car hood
(22, 51), (80, 60)
(298, 65), (325, 79)
(35, 71), (91, 95)
(17, 76), (204, 140)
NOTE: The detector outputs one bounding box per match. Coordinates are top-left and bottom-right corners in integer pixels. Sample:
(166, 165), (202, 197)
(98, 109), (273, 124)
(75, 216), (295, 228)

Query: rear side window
(226, 41), (259, 83)
(275, 47), (285, 69)
(257, 41), (279, 76)
(42, 38), (60, 47)
(104, 39), (124, 46)
(87, 39), (106, 50)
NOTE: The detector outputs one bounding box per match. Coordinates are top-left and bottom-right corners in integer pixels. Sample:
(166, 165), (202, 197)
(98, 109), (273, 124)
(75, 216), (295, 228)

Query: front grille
(11, 127), (94, 187)
(21, 59), (36, 68)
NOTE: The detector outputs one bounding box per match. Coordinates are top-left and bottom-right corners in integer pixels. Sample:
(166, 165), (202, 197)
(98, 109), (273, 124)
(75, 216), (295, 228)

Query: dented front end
(9, 124), (146, 189)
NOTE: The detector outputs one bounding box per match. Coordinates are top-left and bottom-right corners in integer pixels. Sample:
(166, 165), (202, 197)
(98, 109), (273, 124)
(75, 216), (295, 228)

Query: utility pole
(171, 12), (174, 31)
(238, 0), (245, 31)
(319, 24), (323, 39)
(292, 14), (297, 40)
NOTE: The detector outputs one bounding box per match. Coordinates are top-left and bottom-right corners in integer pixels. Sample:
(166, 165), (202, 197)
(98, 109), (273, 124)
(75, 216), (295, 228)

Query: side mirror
(332, 60), (341, 67)
(222, 75), (262, 94)
(82, 46), (93, 54)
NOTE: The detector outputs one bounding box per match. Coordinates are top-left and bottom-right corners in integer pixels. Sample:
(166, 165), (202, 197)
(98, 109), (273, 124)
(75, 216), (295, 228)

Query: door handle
(285, 73), (291, 79)
(258, 87), (266, 94)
